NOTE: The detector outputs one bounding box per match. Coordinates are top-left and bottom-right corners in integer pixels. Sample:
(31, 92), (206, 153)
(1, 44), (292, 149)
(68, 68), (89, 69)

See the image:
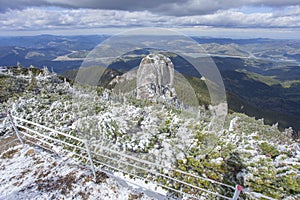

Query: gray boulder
(137, 54), (176, 102)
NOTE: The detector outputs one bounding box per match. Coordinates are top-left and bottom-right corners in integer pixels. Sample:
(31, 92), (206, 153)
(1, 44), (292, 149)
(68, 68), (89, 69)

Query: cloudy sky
(0, 0), (299, 38)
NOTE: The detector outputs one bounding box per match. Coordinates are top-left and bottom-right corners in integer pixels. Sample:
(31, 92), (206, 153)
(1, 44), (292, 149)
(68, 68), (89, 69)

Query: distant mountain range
(0, 35), (299, 131)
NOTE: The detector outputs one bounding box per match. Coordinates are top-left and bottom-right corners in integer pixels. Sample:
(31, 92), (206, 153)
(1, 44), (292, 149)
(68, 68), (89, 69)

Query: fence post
(7, 112), (24, 145)
(84, 139), (97, 182)
(231, 185), (242, 200)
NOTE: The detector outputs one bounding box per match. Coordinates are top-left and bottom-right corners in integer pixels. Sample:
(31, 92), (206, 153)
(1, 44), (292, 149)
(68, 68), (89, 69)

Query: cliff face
(136, 54), (176, 102)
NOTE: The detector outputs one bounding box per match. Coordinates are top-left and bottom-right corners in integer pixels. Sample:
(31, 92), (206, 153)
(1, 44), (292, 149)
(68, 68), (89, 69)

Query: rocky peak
(136, 54), (176, 102)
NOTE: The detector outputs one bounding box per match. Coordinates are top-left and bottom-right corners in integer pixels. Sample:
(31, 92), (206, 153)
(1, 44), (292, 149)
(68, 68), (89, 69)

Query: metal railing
(7, 113), (244, 200)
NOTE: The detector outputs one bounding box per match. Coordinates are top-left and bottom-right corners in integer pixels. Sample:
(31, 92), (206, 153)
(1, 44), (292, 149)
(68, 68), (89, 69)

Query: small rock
(25, 149), (35, 156)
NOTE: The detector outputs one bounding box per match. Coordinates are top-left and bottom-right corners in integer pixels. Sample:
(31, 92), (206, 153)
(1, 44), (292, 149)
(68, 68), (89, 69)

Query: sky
(0, 0), (299, 38)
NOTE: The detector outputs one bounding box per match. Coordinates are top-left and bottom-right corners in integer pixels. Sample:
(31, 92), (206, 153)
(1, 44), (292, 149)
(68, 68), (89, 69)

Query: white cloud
(1, 6), (300, 33)
(0, 8), (167, 31)
(169, 7), (300, 28)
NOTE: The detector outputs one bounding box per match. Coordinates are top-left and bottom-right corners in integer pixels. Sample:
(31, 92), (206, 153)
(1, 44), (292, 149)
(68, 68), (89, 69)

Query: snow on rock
(228, 116), (239, 132)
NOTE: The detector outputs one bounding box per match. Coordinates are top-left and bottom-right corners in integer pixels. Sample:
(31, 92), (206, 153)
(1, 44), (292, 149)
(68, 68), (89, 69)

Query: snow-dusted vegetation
(0, 66), (299, 199)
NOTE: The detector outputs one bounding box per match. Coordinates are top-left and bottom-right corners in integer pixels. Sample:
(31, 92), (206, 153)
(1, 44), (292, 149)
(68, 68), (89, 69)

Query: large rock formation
(136, 54), (176, 101)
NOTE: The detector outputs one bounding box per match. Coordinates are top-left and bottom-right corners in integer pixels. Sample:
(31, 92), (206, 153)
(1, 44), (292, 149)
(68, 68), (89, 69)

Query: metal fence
(8, 113), (243, 200)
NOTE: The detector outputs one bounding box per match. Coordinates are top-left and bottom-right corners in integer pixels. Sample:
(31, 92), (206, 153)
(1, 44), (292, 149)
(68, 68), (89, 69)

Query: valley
(0, 35), (299, 132)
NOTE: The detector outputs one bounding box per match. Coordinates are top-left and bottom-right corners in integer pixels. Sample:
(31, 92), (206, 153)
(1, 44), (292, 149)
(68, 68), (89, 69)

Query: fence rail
(8, 114), (244, 200)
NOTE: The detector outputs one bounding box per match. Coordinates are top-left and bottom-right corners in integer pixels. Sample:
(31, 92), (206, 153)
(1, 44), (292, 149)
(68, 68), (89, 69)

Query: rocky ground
(0, 134), (155, 200)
